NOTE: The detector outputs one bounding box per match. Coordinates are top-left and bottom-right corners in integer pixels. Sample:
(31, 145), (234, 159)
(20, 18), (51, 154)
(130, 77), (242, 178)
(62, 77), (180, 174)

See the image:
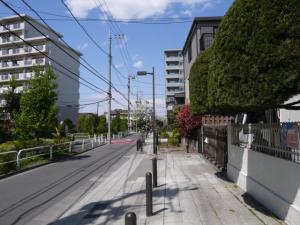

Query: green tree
(96, 115), (107, 134)
(15, 67), (58, 140)
(3, 77), (21, 120)
(119, 118), (128, 132)
(189, 48), (212, 115)
(208, 0), (300, 113)
(77, 114), (96, 134)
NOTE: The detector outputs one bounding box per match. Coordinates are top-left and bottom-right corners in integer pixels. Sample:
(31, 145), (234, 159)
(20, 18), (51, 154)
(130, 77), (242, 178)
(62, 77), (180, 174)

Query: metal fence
(201, 125), (228, 171)
(0, 136), (108, 175)
(231, 123), (300, 163)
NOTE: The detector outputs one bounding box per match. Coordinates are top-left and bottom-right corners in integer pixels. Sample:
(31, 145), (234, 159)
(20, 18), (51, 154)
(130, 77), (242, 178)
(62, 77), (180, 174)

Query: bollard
(152, 157), (157, 188)
(146, 172), (153, 217)
(125, 212), (137, 225)
(82, 139), (85, 151)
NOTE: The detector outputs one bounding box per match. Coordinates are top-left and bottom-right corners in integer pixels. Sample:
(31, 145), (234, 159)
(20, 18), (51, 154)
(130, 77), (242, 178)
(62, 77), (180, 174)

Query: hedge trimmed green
(190, 0), (300, 115)
(190, 48), (212, 115)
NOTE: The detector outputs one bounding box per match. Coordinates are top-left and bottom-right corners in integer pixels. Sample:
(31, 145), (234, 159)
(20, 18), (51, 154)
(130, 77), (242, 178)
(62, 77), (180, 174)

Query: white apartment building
(164, 49), (184, 121)
(0, 14), (81, 123)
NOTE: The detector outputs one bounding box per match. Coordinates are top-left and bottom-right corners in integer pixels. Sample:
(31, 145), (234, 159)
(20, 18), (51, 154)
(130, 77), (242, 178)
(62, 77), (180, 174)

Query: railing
(202, 125), (228, 170)
(231, 123), (300, 163)
(0, 137), (108, 175)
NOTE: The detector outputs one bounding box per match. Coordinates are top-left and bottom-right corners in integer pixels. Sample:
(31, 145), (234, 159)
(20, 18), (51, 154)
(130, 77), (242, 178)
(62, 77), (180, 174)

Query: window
(24, 46), (32, 53)
(200, 33), (214, 51)
(2, 48), (10, 55)
(12, 48), (20, 54)
(188, 43), (192, 62)
(12, 73), (19, 80)
(2, 61), (8, 67)
(24, 58), (32, 65)
(12, 35), (19, 41)
(13, 23), (20, 29)
(2, 35), (10, 43)
(12, 60), (19, 67)
(1, 74), (9, 80)
(35, 58), (44, 64)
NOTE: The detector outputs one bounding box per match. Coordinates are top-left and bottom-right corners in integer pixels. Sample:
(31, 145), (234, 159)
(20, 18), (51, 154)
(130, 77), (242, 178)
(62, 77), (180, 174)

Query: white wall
(279, 95), (300, 122)
(227, 125), (300, 225)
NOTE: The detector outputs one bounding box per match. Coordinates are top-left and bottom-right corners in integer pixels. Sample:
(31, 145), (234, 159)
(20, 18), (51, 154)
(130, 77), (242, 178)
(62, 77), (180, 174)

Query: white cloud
(182, 9), (192, 17)
(133, 60), (144, 68)
(65, 0), (220, 19)
(77, 42), (89, 50)
(115, 63), (124, 69)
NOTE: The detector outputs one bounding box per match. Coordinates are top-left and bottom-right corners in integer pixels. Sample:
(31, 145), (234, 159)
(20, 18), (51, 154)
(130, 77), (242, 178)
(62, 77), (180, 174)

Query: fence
(0, 136), (108, 175)
(231, 123), (300, 163)
(201, 125), (228, 170)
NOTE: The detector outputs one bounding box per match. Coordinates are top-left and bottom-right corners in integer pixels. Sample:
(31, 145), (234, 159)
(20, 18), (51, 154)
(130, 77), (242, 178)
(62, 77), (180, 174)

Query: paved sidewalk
(40, 139), (285, 225)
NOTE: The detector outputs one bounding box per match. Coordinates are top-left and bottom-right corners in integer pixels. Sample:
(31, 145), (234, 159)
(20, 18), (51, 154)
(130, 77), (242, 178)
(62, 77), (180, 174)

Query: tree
(189, 48), (212, 115)
(168, 106), (180, 130)
(177, 105), (201, 138)
(3, 77), (21, 120)
(77, 114), (96, 134)
(15, 67), (58, 140)
(111, 115), (128, 134)
(96, 115), (107, 134)
(208, 0), (300, 113)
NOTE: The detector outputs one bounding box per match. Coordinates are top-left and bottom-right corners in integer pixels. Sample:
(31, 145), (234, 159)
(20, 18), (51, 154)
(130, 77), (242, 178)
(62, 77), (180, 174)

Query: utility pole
(97, 102), (99, 116)
(152, 67), (156, 154)
(108, 30), (112, 144)
(128, 76), (130, 134)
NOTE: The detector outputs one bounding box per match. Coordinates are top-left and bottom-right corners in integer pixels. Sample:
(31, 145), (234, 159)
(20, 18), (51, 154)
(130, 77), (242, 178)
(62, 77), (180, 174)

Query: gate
(202, 125), (228, 171)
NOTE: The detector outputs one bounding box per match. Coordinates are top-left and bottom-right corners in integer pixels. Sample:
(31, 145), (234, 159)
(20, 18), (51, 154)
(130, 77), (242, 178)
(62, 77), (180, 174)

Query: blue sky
(0, 0), (234, 117)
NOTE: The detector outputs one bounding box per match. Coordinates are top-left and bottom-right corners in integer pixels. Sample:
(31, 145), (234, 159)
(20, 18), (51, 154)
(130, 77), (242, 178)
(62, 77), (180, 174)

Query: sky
(0, 0), (234, 117)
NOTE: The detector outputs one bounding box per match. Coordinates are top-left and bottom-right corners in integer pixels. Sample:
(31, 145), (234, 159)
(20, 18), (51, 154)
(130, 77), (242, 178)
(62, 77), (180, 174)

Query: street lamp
(136, 67), (157, 154)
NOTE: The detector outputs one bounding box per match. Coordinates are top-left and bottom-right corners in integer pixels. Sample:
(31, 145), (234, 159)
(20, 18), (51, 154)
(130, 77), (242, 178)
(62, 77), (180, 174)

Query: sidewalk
(41, 137), (286, 225)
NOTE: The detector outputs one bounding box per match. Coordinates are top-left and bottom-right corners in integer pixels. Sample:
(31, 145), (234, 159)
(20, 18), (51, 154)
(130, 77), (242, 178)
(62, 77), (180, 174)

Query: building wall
(279, 95), (300, 122)
(0, 15), (80, 123)
(183, 20), (221, 104)
(227, 124), (300, 225)
(48, 42), (80, 123)
(164, 49), (184, 121)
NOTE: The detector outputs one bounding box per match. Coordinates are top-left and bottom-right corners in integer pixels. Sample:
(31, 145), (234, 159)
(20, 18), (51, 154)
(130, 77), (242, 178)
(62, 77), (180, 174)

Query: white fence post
(92, 139), (94, 148)
(82, 139), (85, 151)
(50, 146), (53, 161)
(16, 151), (21, 169)
(69, 142), (72, 153)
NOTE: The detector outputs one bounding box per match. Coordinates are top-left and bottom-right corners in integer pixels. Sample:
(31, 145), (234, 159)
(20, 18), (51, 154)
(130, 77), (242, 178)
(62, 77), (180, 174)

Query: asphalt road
(0, 134), (139, 225)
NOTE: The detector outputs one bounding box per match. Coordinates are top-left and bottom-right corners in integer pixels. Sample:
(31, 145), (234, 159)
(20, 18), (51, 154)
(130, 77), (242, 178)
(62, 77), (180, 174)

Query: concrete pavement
(27, 135), (286, 225)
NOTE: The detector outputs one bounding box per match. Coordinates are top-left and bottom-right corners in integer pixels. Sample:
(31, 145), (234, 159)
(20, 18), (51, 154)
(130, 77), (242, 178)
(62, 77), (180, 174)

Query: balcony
(165, 56), (182, 62)
(0, 45), (46, 58)
(0, 23), (24, 33)
(0, 72), (33, 82)
(0, 58), (47, 71)
(165, 65), (182, 70)
(166, 82), (184, 88)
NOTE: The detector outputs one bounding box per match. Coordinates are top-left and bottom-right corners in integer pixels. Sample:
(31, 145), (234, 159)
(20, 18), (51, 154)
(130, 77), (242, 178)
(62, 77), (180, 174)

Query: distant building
(182, 17), (233, 125)
(164, 49), (184, 122)
(0, 14), (81, 123)
(182, 17), (222, 104)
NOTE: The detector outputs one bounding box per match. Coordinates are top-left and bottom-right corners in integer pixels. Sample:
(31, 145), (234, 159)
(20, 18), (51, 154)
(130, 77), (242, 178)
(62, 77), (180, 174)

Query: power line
(2, 2), (195, 23)
(0, 0), (111, 91)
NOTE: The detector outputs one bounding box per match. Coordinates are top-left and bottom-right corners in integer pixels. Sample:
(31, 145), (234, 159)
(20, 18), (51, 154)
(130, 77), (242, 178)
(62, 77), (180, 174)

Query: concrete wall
(227, 125), (300, 225)
(279, 95), (300, 122)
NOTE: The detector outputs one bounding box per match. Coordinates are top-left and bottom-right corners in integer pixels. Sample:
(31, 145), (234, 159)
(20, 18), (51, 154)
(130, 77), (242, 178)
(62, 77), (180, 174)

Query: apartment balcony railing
(0, 23), (24, 33)
(0, 72), (33, 82)
(0, 45), (46, 57)
(0, 58), (46, 70)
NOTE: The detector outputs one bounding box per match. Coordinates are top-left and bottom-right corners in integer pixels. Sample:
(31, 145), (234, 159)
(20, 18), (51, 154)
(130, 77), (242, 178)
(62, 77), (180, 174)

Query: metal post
(108, 30), (112, 144)
(152, 67), (157, 155)
(125, 212), (137, 225)
(92, 139), (94, 148)
(17, 151), (21, 169)
(69, 142), (72, 153)
(82, 139), (85, 151)
(49, 146), (53, 161)
(128, 75), (131, 134)
(152, 157), (157, 187)
(146, 172), (153, 217)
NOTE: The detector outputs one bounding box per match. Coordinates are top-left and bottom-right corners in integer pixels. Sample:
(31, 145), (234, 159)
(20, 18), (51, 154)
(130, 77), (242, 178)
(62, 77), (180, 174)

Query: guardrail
(0, 136), (109, 174)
